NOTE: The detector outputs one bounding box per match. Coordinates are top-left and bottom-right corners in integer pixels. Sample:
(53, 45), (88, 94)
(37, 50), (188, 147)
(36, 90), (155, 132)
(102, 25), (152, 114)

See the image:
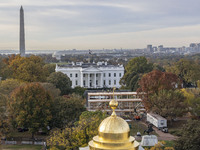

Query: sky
(1, 0), (200, 50)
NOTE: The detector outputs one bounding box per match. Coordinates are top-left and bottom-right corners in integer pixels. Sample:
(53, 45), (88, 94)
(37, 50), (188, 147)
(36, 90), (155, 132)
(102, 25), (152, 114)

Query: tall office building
(20, 6), (25, 56)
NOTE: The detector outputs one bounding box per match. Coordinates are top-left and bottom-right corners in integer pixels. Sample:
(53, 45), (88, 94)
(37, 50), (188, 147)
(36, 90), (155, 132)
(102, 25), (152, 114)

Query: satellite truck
(146, 112), (168, 133)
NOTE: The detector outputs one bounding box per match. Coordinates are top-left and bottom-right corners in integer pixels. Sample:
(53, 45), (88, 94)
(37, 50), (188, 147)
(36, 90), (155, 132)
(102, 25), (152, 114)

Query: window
(109, 80), (111, 85)
(114, 73), (116, 77)
(76, 80), (78, 85)
(75, 73), (78, 77)
(83, 74), (85, 77)
(119, 73), (121, 77)
(83, 80), (86, 86)
(70, 74), (72, 77)
(109, 73), (111, 77)
(104, 80), (106, 85)
(104, 73), (106, 77)
(161, 120), (164, 126)
(96, 80), (98, 85)
(96, 74), (98, 77)
(90, 74), (92, 77)
(114, 80), (116, 85)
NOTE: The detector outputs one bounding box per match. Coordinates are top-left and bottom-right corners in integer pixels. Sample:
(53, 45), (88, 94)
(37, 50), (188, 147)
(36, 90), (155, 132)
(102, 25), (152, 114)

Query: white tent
(140, 135), (158, 147)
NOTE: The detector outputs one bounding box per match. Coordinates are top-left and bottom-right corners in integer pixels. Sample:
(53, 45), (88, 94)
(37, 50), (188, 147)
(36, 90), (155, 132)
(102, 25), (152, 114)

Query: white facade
(55, 62), (124, 88)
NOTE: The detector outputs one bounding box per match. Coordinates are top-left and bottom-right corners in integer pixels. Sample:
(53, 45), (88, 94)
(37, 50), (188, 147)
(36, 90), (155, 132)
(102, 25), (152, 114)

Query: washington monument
(20, 6), (25, 56)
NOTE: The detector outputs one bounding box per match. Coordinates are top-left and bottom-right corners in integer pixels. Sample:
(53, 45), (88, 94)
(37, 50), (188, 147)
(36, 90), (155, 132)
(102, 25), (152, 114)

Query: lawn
(128, 120), (148, 136)
(164, 140), (175, 147)
(0, 145), (43, 150)
(128, 120), (159, 137)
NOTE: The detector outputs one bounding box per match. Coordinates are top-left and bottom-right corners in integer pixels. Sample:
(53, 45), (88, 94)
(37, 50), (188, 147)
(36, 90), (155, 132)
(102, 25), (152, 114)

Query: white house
(55, 62), (124, 88)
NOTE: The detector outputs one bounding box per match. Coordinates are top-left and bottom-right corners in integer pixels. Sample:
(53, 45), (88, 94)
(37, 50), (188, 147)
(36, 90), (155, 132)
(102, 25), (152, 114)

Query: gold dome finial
(109, 87), (118, 117)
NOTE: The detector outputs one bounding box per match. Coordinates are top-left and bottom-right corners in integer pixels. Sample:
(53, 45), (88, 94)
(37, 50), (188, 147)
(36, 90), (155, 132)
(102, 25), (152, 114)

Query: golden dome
(89, 99), (140, 150)
(99, 116), (130, 134)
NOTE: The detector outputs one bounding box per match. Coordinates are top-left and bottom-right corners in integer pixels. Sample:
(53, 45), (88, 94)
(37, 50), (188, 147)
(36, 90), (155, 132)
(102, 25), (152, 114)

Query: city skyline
(1, 0), (200, 50)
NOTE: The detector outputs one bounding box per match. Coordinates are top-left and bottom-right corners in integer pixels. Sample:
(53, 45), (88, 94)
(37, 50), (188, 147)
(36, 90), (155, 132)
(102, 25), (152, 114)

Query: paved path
(140, 121), (178, 141)
(152, 126), (178, 141)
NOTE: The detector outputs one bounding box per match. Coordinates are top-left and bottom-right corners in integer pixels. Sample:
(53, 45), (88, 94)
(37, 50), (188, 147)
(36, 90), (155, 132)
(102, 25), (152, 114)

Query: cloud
(0, 0), (200, 50)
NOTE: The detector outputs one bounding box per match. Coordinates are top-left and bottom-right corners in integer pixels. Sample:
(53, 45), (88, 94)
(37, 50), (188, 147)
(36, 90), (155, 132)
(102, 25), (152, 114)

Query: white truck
(147, 113), (168, 133)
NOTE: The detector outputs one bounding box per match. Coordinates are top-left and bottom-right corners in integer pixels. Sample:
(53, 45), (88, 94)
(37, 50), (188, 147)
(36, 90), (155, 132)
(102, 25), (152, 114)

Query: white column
(88, 73), (90, 88)
(80, 72), (83, 87)
(100, 73), (103, 88)
(94, 73), (96, 88)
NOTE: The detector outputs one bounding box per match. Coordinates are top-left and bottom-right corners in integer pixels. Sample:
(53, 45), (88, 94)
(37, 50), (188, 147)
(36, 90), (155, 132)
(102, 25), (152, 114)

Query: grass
(128, 120), (156, 137)
(163, 140), (175, 147)
(0, 145), (43, 150)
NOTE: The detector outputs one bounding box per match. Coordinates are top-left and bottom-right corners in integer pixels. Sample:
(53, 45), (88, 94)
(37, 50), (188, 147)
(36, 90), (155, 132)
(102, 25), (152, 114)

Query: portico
(81, 67), (103, 88)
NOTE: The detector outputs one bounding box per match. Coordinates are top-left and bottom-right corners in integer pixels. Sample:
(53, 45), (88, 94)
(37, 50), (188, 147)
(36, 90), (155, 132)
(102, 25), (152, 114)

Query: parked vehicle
(146, 113), (168, 133)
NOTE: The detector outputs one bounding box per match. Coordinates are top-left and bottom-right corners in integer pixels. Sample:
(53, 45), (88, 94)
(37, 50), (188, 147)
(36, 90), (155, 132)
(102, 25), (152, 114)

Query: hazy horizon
(1, 0), (200, 50)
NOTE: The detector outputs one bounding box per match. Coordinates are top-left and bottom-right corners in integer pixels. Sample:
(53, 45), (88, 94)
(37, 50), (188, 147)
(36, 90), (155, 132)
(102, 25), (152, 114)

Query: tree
(47, 72), (72, 95)
(9, 82), (53, 138)
(47, 111), (107, 149)
(50, 94), (86, 128)
(40, 82), (61, 98)
(73, 86), (86, 96)
(0, 79), (24, 137)
(137, 70), (181, 110)
(120, 56), (153, 91)
(0, 79), (24, 96)
(175, 120), (200, 150)
(75, 111), (107, 145)
(166, 59), (200, 87)
(182, 88), (200, 118)
(149, 90), (186, 121)
(0, 93), (10, 137)
(3, 55), (47, 82)
(43, 64), (56, 77)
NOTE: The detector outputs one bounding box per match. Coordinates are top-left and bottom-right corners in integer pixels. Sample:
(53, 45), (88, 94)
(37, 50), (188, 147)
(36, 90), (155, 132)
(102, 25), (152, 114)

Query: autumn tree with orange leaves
(137, 70), (184, 114)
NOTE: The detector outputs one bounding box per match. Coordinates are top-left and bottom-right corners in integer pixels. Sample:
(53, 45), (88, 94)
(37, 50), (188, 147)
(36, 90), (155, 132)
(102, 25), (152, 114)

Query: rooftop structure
(55, 62), (124, 88)
(86, 91), (144, 117)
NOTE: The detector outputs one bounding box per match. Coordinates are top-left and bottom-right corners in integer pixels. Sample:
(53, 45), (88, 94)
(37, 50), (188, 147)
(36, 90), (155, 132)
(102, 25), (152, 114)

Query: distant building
(55, 62), (124, 88)
(147, 45), (153, 52)
(158, 45), (164, 52)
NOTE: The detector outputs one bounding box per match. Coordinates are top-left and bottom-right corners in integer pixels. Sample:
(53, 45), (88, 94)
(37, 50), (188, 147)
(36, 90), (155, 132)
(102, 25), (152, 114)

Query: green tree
(120, 56), (153, 91)
(9, 82), (53, 138)
(182, 88), (200, 118)
(150, 90), (186, 122)
(175, 120), (200, 150)
(0, 79), (24, 137)
(50, 94), (86, 128)
(73, 86), (86, 96)
(47, 72), (72, 95)
(47, 111), (107, 149)
(40, 82), (61, 98)
(166, 59), (200, 87)
(75, 111), (107, 145)
(0, 93), (10, 138)
(43, 64), (56, 77)
(0, 79), (24, 96)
